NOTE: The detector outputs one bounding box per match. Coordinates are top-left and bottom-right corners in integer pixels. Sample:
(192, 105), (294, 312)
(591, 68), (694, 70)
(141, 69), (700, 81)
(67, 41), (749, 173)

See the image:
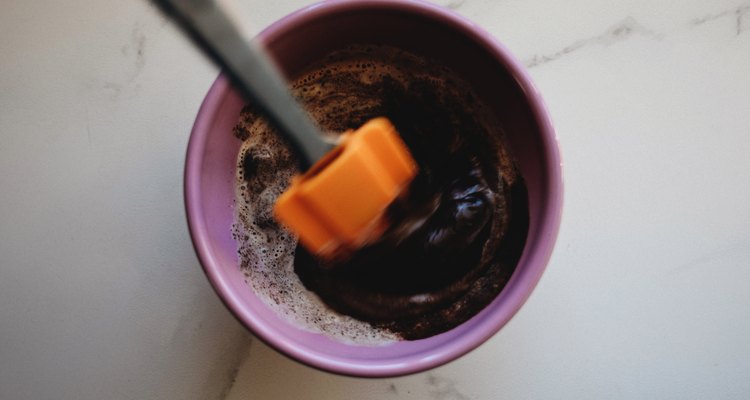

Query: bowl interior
(185, 1), (561, 377)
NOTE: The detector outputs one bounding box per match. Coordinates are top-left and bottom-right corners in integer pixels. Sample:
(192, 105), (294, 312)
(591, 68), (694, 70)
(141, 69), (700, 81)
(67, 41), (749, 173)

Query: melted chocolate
(285, 47), (529, 339)
(234, 46), (528, 340)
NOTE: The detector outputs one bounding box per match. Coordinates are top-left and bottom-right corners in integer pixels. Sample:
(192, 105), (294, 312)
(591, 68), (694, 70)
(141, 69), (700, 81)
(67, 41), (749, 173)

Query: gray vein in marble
(426, 373), (472, 400)
(121, 24), (147, 82)
(215, 367), (240, 400)
(666, 241), (750, 277)
(526, 17), (662, 68)
(445, 0), (466, 10)
(102, 81), (123, 99)
(102, 16), (168, 100)
(132, 27), (147, 72)
(690, 3), (750, 35)
(387, 383), (398, 395)
(216, 336), (252, 400)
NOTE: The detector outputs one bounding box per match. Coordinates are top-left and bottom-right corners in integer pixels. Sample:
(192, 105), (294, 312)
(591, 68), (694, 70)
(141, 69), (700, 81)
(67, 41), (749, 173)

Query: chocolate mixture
(234, 46), (528, 340)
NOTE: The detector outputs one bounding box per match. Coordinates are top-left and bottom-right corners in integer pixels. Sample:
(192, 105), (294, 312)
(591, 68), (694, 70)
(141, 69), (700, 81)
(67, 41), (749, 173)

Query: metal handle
(153, 0), (332, 168)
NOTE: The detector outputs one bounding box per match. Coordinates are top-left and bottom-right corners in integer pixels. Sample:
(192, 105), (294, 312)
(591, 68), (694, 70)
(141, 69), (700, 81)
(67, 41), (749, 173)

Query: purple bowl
(184, 0), (562, 377)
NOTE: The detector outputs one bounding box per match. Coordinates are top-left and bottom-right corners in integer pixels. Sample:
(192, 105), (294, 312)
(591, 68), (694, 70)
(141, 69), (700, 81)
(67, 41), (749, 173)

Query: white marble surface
(2, 0), (750, 399)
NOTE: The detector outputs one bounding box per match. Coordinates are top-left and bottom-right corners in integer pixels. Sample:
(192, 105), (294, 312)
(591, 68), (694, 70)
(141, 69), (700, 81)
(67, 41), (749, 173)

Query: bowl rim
(184, 0), (563, 377)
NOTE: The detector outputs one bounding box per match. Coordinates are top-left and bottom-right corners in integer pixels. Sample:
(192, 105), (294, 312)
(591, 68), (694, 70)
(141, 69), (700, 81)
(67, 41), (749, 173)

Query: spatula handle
(153, 0), (332, 168)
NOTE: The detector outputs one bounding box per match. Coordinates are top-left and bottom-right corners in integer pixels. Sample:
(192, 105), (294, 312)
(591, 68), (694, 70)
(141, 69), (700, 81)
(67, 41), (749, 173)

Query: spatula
(154, 0), (417, 259)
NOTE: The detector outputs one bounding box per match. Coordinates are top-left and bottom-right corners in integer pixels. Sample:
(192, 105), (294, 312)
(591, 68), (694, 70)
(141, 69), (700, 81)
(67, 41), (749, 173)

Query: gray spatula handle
(153, 0), (332, 168)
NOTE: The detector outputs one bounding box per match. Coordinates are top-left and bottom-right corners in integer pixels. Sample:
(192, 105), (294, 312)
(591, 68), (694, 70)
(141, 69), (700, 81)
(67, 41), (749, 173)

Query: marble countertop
(2, 0), (749, 399)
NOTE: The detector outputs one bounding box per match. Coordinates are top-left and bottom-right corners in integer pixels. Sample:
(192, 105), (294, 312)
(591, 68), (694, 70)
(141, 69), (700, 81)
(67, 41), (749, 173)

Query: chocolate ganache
(233, 45), (528, 340)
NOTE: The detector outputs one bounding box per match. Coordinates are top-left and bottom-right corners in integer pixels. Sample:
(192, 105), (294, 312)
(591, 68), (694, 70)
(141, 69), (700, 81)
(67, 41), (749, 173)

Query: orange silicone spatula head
(274, 118), (417, 260)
